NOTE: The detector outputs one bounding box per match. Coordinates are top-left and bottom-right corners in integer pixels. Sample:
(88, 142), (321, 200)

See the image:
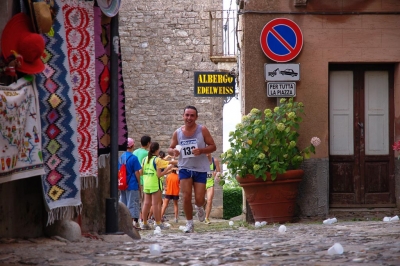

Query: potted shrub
(220, 98), (321, 223)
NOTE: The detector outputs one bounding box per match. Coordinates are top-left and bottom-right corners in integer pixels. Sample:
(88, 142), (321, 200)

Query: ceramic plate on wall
(97, 0), (121, 17)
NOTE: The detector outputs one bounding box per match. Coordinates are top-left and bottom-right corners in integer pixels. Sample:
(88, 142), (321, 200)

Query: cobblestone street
(1, 218), (399, 265)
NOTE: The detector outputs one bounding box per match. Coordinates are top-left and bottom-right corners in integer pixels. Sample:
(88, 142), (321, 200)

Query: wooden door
(329, 64), (395, 207)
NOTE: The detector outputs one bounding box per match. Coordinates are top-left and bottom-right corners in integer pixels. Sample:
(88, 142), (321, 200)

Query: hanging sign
(194, 72), (235, 97)
(260, 18), (303, 62)
(267, 82), (296, 97)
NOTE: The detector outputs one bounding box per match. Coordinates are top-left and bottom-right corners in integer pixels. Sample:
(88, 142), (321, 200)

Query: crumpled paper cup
(327, 243), (343, 255)
(149, 244), (162, 255)
(278, 225), (286, 233)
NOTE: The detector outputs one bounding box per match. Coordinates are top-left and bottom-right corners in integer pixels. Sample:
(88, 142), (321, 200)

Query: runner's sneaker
(195, 205), (205, 222)
(132, 221), (141, 230)
(157, 223), (170, 230)
(175, 218), (179, 223)
(140, 223), (151, 230)
(204, 218), (211, 224)
(184, 222), (194, 233)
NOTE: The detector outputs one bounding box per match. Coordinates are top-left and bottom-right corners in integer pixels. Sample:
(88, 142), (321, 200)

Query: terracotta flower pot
(236, 169), (304, 223)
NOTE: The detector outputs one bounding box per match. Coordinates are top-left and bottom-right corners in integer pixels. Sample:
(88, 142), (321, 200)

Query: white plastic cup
(331, 218), (338, 223)
(278, 225), (286, 233)
(149, 244), (162, 255)
(390, 215), (399, 221)
(383, 217), (391, 222)
(327, 243), (344, 255)
(260, 221), (267, 226)
(255, 221), (261, 227)
(179, 225), (185, 231)
(323, 219), (332, 225)
(229, 221), (234, 226)
(175, 145), (182, 152)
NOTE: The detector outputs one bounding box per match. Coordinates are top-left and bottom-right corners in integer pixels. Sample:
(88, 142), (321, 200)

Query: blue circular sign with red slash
(260, 18), (303, 63)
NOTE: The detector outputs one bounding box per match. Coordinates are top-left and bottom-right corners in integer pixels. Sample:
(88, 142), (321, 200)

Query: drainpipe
(105, 13), (120, 234)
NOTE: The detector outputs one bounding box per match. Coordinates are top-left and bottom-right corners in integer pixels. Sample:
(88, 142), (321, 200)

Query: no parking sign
(260, 18), (303, 62)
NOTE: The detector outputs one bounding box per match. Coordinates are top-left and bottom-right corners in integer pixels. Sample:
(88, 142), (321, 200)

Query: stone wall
(118, 0), (225, 218)
(119, 0), (224, 153)
(297, 159), (329, 218)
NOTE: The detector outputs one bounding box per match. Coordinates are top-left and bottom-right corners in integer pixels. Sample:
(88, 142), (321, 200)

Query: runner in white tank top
(168, 106), (216, 233)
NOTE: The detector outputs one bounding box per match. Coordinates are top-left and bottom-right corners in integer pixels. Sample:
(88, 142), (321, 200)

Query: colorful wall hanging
(0, 77), (45, 184)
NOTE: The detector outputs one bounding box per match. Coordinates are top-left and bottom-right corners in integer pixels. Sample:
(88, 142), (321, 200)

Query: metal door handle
(358, 122), (364, 137)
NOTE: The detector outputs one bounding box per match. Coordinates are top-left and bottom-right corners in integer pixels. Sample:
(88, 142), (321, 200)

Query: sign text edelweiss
(194, 72), (235, 97)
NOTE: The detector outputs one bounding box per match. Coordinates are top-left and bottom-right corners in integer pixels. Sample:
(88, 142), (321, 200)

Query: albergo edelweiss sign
(194, 71), (235, 97)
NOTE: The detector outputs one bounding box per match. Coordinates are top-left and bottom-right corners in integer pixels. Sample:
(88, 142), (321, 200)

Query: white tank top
(177, 124), (210, 172)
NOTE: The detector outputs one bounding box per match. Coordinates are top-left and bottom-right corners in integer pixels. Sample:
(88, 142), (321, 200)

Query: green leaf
(310, 145), (316, 153)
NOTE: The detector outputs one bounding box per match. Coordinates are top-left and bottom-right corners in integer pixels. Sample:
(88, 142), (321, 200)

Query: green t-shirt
(133, 148), (148, 185)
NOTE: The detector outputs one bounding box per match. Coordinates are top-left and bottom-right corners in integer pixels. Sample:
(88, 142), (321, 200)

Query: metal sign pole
(106, 13), (119, 234)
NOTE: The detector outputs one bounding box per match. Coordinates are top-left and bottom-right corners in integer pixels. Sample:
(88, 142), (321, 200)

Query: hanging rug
(37, 0), (81, 224)
(62, 0), (98, 181)
(94, 4), (128, 164)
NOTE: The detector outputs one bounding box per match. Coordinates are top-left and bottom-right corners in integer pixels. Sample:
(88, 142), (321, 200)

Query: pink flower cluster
(392, 140), (400, 151)
(311, 137), (321, 147)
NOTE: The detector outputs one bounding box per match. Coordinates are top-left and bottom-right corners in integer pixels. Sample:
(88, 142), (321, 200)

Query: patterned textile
(62, 0), (98, 182)
(94, 4), (128, 161)
(37, 0), (81, 224)
(0, 77), (45, 184)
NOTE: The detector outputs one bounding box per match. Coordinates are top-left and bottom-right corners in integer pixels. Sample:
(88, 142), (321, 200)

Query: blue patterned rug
(36, 0), (81, 225)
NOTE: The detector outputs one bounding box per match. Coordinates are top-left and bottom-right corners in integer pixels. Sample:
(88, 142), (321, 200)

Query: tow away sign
(265, 63), (300, 81)
(267, 82), (296, 97)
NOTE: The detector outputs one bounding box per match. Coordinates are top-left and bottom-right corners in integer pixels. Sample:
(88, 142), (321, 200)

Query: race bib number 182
(180, 139), (198, 158)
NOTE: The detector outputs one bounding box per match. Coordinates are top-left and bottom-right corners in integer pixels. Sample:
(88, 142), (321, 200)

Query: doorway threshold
(329, 207), (398, 221)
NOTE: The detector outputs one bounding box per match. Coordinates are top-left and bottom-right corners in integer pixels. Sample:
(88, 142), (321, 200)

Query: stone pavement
(1, 218), (399, 266)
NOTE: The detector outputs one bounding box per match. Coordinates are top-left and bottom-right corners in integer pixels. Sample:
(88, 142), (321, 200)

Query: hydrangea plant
(220, 98), (320, 181)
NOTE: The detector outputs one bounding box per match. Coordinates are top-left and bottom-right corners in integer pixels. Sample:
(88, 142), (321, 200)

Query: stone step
(328, 208), (398, 221)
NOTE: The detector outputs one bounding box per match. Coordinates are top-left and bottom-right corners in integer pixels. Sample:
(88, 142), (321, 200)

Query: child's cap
(127, 138), (134, 148)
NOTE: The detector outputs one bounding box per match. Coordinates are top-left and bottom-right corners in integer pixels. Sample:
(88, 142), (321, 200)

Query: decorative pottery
(236, 169), (304, 223)
(97, 0), (121, 17)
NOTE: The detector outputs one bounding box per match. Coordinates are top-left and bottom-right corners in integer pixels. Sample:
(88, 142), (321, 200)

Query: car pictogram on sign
(279, 69), (298, 77)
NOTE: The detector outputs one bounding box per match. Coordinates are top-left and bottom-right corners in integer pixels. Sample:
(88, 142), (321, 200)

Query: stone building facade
(118, 0), (233, 218)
